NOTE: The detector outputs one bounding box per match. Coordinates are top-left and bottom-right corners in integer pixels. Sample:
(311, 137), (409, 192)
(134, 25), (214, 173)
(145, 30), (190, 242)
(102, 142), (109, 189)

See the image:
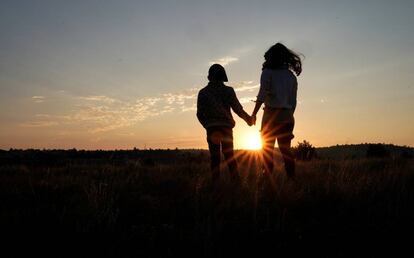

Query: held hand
(246, 116), (252, 126)
(246, 115), (253, 126)
(246, 115), (256, 126)
(251, 115), (256, 126)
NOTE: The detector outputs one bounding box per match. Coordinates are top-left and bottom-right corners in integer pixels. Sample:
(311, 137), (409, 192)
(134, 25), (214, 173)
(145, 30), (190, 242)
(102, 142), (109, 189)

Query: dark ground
(1, 148), (413, 257)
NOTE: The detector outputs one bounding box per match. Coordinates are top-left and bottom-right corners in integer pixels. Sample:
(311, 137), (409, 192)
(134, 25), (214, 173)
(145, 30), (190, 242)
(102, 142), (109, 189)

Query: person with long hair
(197, 64), (254, 183)
(251, 43), (302, 179)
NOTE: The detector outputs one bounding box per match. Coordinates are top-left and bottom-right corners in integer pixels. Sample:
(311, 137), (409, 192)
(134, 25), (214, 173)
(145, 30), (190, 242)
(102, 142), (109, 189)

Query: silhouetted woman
(251, 43), (302, 179)
(197, 64), (253, 183)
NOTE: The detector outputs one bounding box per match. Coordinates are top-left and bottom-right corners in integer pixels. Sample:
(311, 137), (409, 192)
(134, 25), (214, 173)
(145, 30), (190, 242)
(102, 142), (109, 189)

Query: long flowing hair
(262, 43), (303, 76)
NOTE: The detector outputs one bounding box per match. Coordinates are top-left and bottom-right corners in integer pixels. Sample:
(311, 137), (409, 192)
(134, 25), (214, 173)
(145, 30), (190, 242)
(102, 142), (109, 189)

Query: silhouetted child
(197, 64), (253, 183)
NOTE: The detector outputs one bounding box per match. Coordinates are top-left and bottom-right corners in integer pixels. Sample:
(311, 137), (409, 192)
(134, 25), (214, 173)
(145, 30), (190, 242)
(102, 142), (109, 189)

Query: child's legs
(207, 127), (222, 181)
(221, 127), (239, 179)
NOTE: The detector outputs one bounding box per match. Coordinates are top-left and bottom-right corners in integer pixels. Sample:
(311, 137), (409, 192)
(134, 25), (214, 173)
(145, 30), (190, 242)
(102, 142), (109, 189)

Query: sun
(241, 130), (262, 150)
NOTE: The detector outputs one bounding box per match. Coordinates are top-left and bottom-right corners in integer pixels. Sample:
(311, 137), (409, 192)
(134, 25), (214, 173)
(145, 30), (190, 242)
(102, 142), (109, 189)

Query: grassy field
(1, 148), (413, 257)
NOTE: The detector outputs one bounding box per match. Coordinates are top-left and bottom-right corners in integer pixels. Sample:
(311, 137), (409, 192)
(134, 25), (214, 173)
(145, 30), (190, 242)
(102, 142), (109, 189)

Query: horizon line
(1, 142), (413, 152)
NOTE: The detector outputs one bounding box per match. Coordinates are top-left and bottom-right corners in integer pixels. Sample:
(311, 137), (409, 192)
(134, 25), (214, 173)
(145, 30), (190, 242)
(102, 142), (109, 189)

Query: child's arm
(229, 88), (253, 126)
(196, 91), (207, 128)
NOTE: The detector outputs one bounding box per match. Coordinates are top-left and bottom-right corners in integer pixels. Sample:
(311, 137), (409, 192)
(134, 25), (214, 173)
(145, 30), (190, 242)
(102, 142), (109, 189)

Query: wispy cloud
(66, 89), (198, 133)
(232, 81), (259, 104)
(24, 81), (258, 134)
(209, 56), (239, 67)
(35, 114), (51, 118)
(162, 93), (196, 105)
(20, 121), (58, 127)
(233, 81), (259, 92)
(32, 96), (45, 103)
(239, 97), (256, 104)
(181, 104), (197, 112)
(78, 95), (116, 103)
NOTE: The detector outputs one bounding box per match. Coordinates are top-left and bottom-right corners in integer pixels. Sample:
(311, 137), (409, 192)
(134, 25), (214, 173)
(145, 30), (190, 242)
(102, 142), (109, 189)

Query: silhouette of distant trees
(366, 143), (390, 158)
(292, 140), (316, 161)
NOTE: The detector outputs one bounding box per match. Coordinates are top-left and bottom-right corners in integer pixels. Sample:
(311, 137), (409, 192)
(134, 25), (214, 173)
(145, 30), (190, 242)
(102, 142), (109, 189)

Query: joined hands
(246, 115), (256, 126)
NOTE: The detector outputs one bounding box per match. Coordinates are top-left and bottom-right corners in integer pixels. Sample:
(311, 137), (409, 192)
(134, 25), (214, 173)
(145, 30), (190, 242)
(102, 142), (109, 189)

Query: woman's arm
(251, 70), (270, 124)
(252, 100), (263, 117)
(250, 100), (263, 125)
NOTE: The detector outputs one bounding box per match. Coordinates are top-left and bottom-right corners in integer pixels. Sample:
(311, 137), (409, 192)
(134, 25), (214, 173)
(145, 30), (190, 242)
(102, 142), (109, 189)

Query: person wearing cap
(197, 64), (254, 183)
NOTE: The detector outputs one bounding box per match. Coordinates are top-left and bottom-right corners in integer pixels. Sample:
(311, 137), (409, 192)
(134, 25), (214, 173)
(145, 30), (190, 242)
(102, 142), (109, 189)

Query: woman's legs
(276, 122), (295, 178)
(262, 134), (276, 175)
(277, 138), (295, 178)
(261, 109), (277, 175)
(261, 108), (295, 177)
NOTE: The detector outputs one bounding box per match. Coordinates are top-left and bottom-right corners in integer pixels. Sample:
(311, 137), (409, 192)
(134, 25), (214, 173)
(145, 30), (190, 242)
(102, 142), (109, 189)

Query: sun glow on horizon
(240, 130), (262, 150)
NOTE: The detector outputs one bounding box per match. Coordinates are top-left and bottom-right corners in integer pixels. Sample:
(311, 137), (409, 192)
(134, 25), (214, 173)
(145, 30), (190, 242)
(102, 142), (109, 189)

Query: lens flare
(241, 130), (262, 150)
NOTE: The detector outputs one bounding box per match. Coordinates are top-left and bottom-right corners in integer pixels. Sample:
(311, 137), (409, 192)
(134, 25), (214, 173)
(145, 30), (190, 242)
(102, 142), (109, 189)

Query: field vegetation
(1, 145), (413, 257)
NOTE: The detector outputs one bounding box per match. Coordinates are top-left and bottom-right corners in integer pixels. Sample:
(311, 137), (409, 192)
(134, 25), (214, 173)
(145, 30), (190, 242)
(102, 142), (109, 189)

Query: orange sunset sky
(1, 0), (413, 150)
